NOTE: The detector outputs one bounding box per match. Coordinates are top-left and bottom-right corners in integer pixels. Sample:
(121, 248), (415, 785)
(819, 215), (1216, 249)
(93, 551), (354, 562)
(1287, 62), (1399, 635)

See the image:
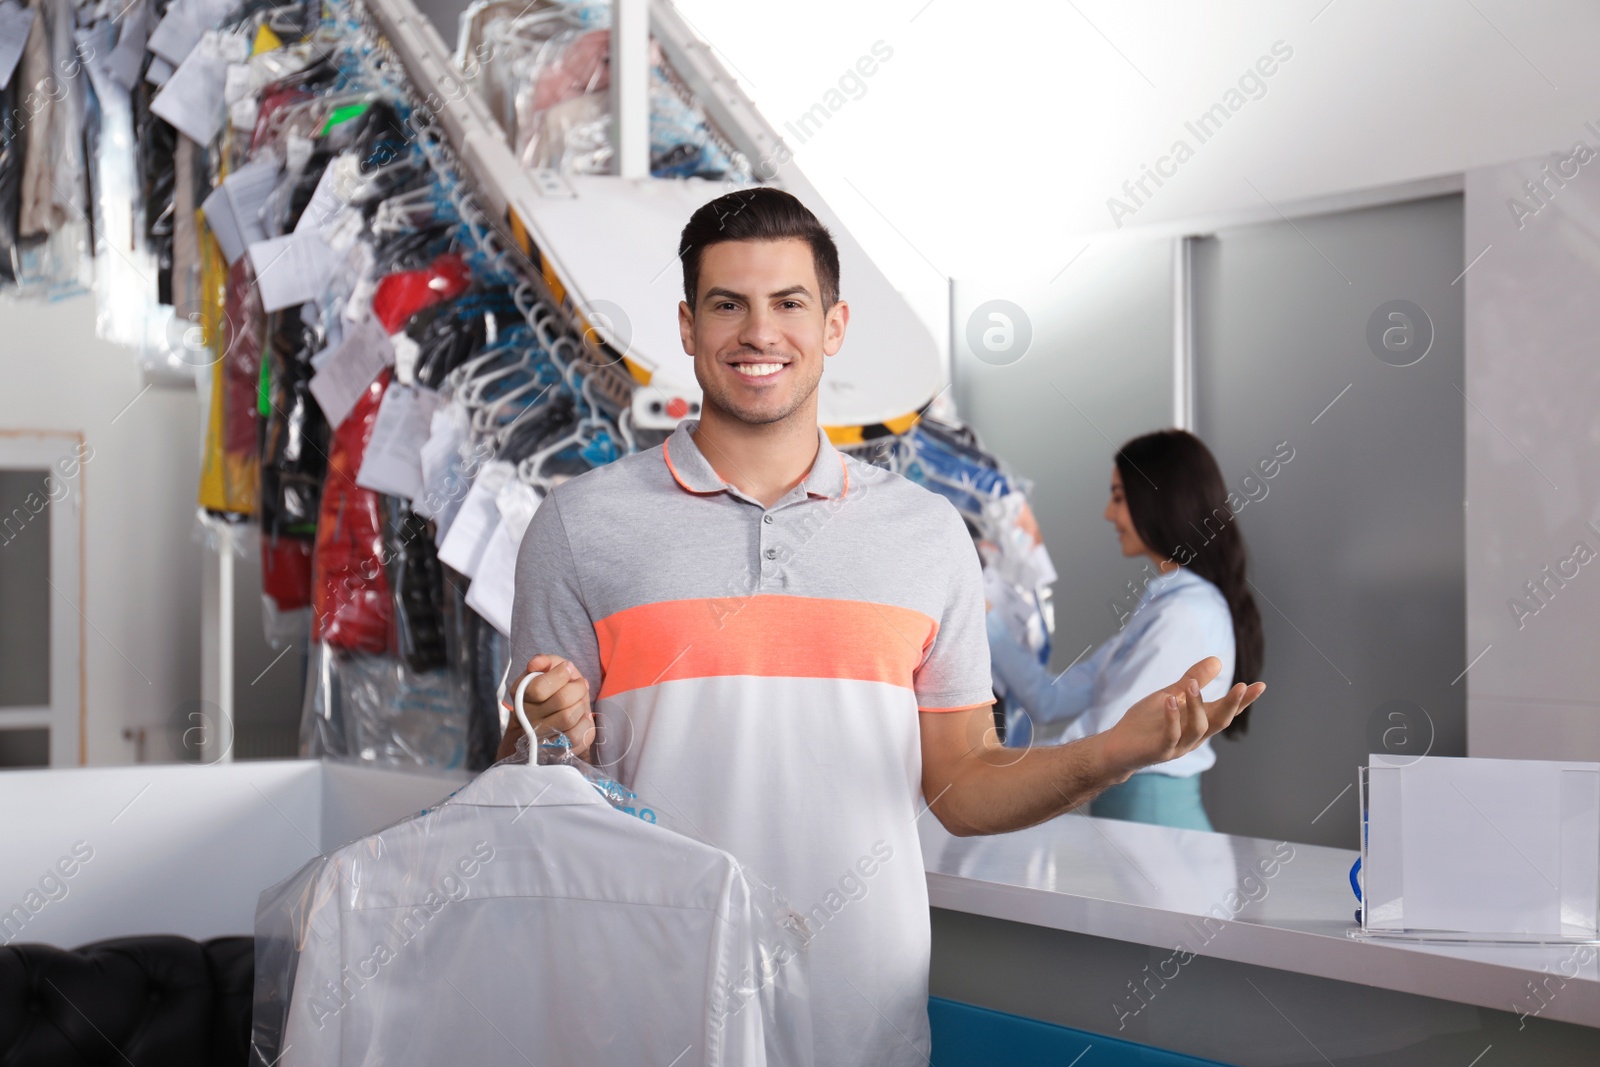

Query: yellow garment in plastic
(252, 25), (283, 54)
(196, 215), (258, 515)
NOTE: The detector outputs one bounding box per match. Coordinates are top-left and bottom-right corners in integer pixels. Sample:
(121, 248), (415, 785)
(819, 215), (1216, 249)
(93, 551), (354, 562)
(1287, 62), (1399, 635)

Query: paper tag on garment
(145, 0), (202, 66)
(105, 0), (149, 92)
(201, 158), (278, 265)
(437, 461), (513, 577)
(199, 184), (243, 265)
(223, 61), (251, 107)
(495, 479), (540, 543)
(223, 158), (278, 248)
(144, 55), (173, 86)
(465, 481), (542, 634)
(295, 152), (356, 240)
(248, 231), (338, 312)
(415, 402), (470, 524)
(308, 318), (395, 427)
(1028, 540), (1058, 586)
(355, 384), (445, 500)
(464, 516), (518, 637)
(147, 0), (237, 63)
(150, 32), (231, 144)
(0, 1), (36, 90)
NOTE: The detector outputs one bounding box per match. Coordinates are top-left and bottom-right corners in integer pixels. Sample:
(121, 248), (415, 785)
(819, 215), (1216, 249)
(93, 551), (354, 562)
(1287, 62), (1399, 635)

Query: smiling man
(499, 188), (1264, 1065)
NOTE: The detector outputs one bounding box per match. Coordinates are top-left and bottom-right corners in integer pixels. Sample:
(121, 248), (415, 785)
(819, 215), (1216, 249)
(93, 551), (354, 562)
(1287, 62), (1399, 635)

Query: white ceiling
(672, 0), (1600, 291)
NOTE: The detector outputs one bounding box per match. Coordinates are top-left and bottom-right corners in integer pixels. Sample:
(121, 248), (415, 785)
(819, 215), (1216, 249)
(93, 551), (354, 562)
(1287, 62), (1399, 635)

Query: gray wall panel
(952, 239), (1174, 678)
(1192, 194), (1466, 848)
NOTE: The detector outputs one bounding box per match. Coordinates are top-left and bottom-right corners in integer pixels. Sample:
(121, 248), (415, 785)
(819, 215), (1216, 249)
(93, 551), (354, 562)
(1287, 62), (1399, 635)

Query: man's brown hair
(679, 188), (841, 310)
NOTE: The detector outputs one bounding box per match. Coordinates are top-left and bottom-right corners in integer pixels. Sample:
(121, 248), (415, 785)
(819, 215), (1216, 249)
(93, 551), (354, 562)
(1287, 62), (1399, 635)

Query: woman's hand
(496, 655), (594, 762)
(1100, 658), (1264, 777)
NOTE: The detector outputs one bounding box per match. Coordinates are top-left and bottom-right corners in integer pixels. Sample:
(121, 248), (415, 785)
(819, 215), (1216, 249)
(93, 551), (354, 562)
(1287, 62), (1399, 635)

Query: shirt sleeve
(914, 505), (996, 712)
(1079, 593), (1234, 748)
(986, 609), (1103, 726)
(508, 490), (602, 694)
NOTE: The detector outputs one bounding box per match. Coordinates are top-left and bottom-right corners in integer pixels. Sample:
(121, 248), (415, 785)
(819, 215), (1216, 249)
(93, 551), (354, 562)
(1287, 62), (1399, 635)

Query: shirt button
(763, 514), (774, 524)
(765, 548), (777, 560)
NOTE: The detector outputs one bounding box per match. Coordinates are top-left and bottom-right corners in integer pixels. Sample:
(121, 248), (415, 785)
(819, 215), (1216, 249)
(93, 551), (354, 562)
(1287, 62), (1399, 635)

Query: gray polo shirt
(510, 419), (993, 1067)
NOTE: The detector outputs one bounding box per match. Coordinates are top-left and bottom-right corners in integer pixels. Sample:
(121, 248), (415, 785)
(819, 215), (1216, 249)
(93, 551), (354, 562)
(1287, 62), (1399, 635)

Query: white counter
(921, 812), (1600, 1029)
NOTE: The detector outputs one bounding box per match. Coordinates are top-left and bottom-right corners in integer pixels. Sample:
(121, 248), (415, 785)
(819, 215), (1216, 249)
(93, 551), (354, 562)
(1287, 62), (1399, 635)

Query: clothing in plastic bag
(260, 301), (329, 541)
(383, 498), (447, 673)
(9, 0), (92, 296)
(370, 250), (471, 333)
(253, 756), (812, 1067)
(311, 367), (391, 654)
(0, 73), (21, 283)
(296, 640), (467, 768)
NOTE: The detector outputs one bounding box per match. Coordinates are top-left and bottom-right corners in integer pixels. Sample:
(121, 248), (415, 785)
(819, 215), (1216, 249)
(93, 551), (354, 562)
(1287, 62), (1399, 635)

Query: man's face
(678, 238), (848, 427)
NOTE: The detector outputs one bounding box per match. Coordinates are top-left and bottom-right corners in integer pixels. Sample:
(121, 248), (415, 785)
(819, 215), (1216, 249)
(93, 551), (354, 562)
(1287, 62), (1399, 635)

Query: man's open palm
(1102, 658), (1266, 775)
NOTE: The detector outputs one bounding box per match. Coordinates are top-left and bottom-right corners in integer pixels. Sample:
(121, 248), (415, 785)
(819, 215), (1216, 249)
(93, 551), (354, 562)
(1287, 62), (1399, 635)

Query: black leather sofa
(0, 935), (252, 1066)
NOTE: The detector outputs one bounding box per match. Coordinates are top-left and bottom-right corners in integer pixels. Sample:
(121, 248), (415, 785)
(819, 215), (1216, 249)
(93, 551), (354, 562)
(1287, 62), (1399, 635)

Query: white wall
(1464, 157), (1600, 759)
(0, 293), (203, 765)
(673, 0), (1600, 300)
(0, 761), (462, 946)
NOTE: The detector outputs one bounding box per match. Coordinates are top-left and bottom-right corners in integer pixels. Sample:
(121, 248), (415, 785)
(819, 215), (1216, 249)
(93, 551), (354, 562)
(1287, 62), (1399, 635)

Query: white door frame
(0, 430), (87, 766)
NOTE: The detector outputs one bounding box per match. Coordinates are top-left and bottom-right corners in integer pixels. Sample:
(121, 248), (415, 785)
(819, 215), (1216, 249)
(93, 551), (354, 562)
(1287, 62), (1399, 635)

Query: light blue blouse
(987, 566), (1235, 777)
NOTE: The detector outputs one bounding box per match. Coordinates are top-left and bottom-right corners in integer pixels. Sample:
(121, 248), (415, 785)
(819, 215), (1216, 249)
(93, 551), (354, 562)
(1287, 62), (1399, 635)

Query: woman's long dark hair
(1115, 430), (1263, 736)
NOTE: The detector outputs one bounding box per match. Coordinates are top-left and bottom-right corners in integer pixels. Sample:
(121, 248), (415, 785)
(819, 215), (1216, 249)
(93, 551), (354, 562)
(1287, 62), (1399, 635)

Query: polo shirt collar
(662, 419), (849, 500)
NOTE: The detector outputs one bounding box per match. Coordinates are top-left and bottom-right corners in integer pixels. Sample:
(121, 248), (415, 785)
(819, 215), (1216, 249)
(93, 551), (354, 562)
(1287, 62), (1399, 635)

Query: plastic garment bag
(260, 308), (329, 536)
(203, 257), (268, 514)
(446, 565), (508, 771)
(301, 368), (475, 771)
(860, 417), (1056, 745)
(383, 500), (447, 673)
(311, 368), (392, 654)
(253, 746), (813, 1067)
(16, 0), (83, 240)
(501, 23), (747, 180)
(135, 22), (179, 301)
(0, 76), (20, 283)
(10, 0), (92, 296)
(370, 251), (470, 333)
(296, 640), (467, 768)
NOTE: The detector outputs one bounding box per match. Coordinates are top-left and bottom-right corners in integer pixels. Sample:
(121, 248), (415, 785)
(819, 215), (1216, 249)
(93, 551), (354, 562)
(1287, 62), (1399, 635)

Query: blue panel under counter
(928, 997), (1231, 1066)
(921, 813), (1600, 1065)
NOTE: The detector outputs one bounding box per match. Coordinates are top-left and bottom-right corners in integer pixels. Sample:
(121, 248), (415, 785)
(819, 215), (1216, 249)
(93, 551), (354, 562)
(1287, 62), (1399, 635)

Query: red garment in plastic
(311, 369), (394, 654)
(250, 87), (312, 155)
(222, 257), (265, 464)
(370, 253), (472, 333)
(530, 28), (611, 112)
(262, 534), (315, 611)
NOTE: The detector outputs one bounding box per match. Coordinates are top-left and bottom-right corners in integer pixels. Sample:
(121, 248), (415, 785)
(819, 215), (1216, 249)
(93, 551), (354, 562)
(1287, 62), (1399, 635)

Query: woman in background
(987, 430), (1264, 831)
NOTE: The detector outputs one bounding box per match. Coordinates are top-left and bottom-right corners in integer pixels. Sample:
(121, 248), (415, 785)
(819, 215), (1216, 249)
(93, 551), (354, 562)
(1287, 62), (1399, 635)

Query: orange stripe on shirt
(594, 595), (938, 699)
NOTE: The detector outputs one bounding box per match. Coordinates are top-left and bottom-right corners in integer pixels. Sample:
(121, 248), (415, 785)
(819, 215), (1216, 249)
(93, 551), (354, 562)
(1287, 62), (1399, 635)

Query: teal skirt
(1090, 773), (1213, 831)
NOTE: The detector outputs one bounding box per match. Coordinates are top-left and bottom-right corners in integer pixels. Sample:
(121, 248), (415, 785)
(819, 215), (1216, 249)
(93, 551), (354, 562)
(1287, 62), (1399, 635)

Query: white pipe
(1171, 236), (1195, 431)
(612, 0), (649, 179)
(215, 524), (235, 763)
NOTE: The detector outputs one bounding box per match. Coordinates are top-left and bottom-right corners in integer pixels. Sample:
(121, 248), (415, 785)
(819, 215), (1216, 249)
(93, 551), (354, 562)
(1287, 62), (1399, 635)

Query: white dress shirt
(281, 763), (789, 1066)
(988, 566), (1235, 777)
